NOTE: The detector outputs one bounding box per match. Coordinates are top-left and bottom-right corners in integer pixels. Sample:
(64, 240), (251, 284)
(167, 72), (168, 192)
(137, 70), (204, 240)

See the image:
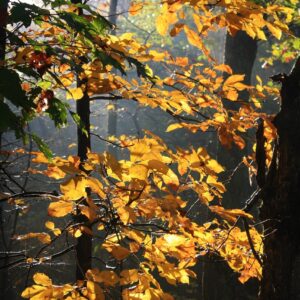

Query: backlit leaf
(48, 201), (73, 217)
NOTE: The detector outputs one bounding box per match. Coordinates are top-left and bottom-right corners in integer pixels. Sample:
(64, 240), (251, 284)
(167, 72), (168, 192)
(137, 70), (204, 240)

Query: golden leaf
(120, 269), (139, 285)
(86, 177), (106, 198)
(80, 205), (97, 222)
(21, 285), (48, 299)
(86, 281), (104, 300)
(14, 232), (51, 244)
(60, 177), (87, 200)
(128, 2), (143, 16)
(266, 22), (282, 40)
(224, 74), (245, 86)
(33, 273), (52, 286)
(48, 201), (73, 217)
(214, 64), (232, 74)
(166, 123), (183, 132)
(104, 243), (131, 261)
(66, 87), (84, 100)
(45, 221), (55, 230)
(86, 269), (119, 286)
(206, 159), (224, 173)
(209, 206), (253, 223)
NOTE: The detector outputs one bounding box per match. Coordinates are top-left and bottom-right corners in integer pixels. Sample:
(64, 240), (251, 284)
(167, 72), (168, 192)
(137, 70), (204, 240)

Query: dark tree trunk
(71, 0), (92, 281)
(0, 0), (8, 62)
(224, 31), (257, 103)
(107, 0), (118, 157)
(74, 93), (92, 280)
(200, 31), (259, 300)
(0, 2), (12, 298)
(259, 57), (300, 300)
(221, 31), (258, 208)
(0, 0), (8, 147)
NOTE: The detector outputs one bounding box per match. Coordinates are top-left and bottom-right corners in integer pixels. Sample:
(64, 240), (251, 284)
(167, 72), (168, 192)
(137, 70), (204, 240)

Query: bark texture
(75, 93), (92, 280)
(224, 31), (257, 108)
(200, 31), (259, 300)
(71, 0), (92, 280)
(107, 0), (118, 157)
(0, 0), (8, 62)
(259, 57), (300, 300)
(221, 31), (258, 208)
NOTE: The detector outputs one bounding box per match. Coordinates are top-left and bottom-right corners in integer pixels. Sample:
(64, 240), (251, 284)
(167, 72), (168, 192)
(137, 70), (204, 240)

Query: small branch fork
(217, 188), (263, 266)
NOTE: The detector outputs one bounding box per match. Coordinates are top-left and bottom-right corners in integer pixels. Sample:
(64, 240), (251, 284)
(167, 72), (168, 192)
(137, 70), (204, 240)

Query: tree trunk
(0, 2), (12, 298)
(259, 57), (300, 300)
(221, 31), (258, 209)
(0, 0), (8, 147)
(224, 31), (257, 106)
(201, 31), (259, 300)
(107, 0), (118, 157)
(0, 0), (8, 62)
(71, 0), (92, 281)
(74, 93), (92, 280)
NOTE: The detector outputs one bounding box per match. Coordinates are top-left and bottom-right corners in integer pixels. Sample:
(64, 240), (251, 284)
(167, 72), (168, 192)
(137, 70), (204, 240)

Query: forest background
(0, 0), (299, 299)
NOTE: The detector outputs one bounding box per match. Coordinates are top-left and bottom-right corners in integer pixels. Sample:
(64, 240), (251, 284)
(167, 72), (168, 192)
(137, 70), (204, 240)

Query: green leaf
(69, 110), (88, 137)
(0, 102), (21, 133)
(59, 12), (93, 39)
(31, 134), (53, 160)
(9, 3), (49, 27)
(91, 16), (112, 34)
(95, 50), (126, 75)
(46, 98), (68, 127)
(0, 68), (30, 108)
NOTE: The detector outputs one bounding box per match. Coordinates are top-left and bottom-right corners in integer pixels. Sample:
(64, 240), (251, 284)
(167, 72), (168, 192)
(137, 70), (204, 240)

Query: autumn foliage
(0, 0), (299, 299)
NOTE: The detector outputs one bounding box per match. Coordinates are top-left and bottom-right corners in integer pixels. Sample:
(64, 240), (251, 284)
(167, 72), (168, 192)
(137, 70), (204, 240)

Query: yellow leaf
(184, 25), (202, 48)
(120, 269), (139, 285)
(214, 64), (232, 74)
(44, 166), (66, 180)
(21, 285), (47, 299)
(206, 175), (226, 193)
(266, 23), (282, 40)
(149, 50), (165, 61)
(45, 221), (61, 236)
(33, 273), (52, 286)
(128, 2), (143, 15)
(48, 201), (73, 217)
(166, 123), (183, 132)
(86, 281), (104, 300)
(86, 269), (119, 286)
(129, 164), (149, 181)
(15, 232), (51, 244)
(60, 177), (87, 200)
(209, 206), (253, 223)
(224, 74), (245, 86)
(104, 243), (131, 261)
(86, 177), (106, 198)
(66, 87), (84, 100)
(174, 56), (188, 67)
(156, 5), (173, 36)
(107, 104), (115, 110)
(206, 159), (224, 173)
(184, 25), (212, 59)
(68, 143), (77, 149)
(45, 221), (55, 230)
(118, 206), (137, 225)
(80, 205), (97, 222)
